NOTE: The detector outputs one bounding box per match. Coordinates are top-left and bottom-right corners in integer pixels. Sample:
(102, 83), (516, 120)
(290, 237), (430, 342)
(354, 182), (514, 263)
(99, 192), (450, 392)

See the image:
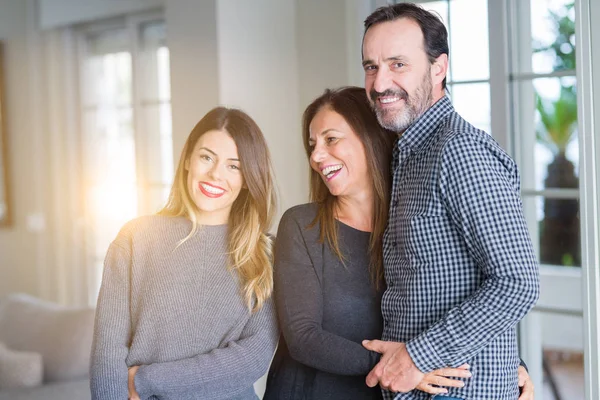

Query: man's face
(362, 18), (435, 133)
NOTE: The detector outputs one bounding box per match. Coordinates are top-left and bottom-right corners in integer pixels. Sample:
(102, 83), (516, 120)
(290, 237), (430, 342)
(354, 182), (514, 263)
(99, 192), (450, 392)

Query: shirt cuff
(406, 333), (446, 373)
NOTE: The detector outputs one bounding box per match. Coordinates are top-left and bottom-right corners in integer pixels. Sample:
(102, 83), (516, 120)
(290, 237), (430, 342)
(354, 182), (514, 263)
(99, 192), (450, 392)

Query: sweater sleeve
(89, 242), (132, 400)
(133, 297), (279, 399)
(273, 209), (380, 376)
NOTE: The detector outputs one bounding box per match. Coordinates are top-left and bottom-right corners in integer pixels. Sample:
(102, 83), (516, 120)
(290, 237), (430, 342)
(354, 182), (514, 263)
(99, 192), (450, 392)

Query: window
(512, 0), (579, 268)
(508, 1), (583, 399)
(392, 0), (492, 134)
(77, 14), (173, 304)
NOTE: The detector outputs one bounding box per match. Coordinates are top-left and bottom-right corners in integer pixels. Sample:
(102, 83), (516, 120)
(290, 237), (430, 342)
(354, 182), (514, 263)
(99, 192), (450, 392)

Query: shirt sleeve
(406, 133), (540, 372)
(273, 210), (380, 376)
(133, 294), (279, 399)
(89, 242), (132, 400)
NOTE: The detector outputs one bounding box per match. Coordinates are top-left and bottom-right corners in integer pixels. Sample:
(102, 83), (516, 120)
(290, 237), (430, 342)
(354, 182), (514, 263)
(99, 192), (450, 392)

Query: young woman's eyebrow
(199, 146), (239, 162)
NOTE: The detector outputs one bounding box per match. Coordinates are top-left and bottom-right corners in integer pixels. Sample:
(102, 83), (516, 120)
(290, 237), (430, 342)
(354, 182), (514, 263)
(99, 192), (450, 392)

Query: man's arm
(406, 132), (540, 372)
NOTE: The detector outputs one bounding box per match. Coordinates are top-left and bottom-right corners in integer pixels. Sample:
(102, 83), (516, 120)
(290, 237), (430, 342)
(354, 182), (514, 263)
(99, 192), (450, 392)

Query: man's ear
(431, 53), (449, 87)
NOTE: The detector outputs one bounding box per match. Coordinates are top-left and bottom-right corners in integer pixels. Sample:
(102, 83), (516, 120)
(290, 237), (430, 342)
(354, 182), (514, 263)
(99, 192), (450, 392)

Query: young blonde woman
(90, 107), (278, 400)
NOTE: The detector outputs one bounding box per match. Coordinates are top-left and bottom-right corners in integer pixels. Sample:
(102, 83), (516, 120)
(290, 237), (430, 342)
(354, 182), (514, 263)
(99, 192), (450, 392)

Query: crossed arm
(90, 242), (279, 400)
(129, 300), (278, 399)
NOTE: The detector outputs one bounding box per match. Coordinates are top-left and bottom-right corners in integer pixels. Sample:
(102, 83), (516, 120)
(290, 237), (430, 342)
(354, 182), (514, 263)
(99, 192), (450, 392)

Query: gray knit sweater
(89, 215), (278, 400)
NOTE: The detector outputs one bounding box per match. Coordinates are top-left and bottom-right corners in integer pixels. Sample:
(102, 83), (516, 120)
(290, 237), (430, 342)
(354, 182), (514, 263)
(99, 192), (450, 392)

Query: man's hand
(518, 365), (534, 400)
(128, 366), (141, 400)
(362, 340), (425, 393)
(416, 364), (471, 395)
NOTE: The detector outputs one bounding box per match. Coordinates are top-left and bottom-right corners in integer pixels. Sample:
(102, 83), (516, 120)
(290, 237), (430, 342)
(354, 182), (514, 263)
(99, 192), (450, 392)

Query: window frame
(74, 10), (172, 305)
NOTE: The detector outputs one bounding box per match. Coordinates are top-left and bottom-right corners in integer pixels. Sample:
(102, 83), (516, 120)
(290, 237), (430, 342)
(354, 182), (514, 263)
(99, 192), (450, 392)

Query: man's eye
(392, 62), (404, 68)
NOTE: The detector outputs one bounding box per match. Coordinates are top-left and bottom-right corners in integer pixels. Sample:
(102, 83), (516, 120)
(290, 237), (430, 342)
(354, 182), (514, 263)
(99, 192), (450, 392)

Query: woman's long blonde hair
(159, 107), (276, 312)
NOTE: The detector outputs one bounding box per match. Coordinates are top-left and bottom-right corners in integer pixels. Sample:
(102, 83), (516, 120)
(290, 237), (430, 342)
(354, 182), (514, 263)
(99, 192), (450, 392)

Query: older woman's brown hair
(302, 86), (395, 287)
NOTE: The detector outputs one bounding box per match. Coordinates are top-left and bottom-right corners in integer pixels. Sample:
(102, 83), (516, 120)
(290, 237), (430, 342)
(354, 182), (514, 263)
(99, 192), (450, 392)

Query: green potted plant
(534, 2), (579, 266)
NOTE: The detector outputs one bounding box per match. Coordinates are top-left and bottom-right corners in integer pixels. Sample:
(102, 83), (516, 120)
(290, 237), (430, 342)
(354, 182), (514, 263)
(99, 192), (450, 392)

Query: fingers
(416, 365), (471, 395)
(518, 365), (527, 386)
(426, 375), (466, 388)
(381, 348), (403, 377)
(362, 339), (385, 353)
(366, 360), (385, 387)
(369, 359), (407, 391)
(518, 376), (534, 400)
(430, 367), (472, 379)
(416, 381), (449, 395)
(518, 388), (534, 400)
(363, 340), (395, 387)
(380, 365), (403, 388)
(365, 369), (379, 387)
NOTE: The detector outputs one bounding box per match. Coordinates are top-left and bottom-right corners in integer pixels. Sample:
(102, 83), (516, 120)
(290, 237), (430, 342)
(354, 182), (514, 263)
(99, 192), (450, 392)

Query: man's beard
(369, 70), (433, 133)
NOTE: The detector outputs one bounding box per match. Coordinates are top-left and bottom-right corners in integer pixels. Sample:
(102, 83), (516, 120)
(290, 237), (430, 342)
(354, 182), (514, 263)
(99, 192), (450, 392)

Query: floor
(542, 352), (584, 400)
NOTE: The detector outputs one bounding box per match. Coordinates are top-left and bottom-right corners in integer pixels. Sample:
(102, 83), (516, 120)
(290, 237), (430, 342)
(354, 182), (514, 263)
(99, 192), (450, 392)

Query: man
(359, 3), (540, 400)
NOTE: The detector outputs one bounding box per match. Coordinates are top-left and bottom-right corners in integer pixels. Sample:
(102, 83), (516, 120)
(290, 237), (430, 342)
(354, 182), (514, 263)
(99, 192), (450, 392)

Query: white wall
(165, 0), (220, 157)
(296, 0), (350, 106)
(38, 0), (164, 29)
(0, 0), (45, 298)
(538, 268), (584, 351)
(346, 0), (374, 86)
(217, 0), (303, 216)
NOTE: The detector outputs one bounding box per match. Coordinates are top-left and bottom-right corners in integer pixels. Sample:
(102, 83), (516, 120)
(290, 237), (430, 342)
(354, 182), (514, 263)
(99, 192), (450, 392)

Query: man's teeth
(380, 97), (400, 104)
(322, 165), (342, 177)
(201, 184), (224, 194)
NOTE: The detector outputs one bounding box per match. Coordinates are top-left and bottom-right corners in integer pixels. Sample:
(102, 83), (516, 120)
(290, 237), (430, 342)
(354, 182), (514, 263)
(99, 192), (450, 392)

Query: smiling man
(360, 3), (540, 400)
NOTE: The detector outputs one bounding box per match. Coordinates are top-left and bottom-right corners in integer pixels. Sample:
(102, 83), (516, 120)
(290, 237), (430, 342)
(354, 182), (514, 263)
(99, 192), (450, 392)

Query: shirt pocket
(396, 214), (450, 265)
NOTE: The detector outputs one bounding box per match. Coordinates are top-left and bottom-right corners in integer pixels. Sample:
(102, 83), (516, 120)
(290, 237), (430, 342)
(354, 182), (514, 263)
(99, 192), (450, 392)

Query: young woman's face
(308, 108), (371, 199)
(186, 129), (244, 224)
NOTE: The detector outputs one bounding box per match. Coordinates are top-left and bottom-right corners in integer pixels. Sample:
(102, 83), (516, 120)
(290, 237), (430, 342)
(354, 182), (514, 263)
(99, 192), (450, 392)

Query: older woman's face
(307, 108), (371, 199)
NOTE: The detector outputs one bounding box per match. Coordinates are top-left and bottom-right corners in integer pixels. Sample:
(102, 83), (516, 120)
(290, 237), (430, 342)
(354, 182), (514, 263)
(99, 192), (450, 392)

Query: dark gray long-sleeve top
(264, 204), (383, 400)
(89, 215), (278, 400)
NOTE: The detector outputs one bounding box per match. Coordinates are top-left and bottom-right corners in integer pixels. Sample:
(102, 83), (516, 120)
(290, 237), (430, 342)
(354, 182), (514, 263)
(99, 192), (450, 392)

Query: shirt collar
(396, 95), (454, 154)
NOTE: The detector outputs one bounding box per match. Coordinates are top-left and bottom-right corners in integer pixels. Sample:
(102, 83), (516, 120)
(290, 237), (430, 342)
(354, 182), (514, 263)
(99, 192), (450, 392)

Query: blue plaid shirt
(381, 96), (539, 400)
